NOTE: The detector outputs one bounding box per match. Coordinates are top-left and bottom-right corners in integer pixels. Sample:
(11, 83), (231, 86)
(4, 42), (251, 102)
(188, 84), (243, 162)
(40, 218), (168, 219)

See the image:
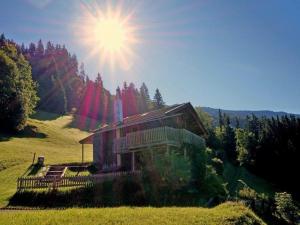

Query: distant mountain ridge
(201, 106), (300, 127)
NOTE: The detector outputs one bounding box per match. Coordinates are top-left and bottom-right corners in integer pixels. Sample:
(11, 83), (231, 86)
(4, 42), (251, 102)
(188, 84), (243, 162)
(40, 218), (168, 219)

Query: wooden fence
(17, 171), (141, 191)
(113, 126), (205, 153)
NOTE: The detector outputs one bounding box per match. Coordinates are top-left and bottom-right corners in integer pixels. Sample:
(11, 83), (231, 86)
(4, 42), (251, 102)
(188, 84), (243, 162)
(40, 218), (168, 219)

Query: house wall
(93, 130), (116, 170)
(93, 133), (102, 168)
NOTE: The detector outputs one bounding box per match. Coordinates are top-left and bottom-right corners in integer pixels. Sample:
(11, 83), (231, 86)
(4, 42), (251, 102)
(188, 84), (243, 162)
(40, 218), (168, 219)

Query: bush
(190, 145), (207, 189)
(200, 165), (227, 201)
(211, 157), (224, 175)
(274, 192), (299, 224)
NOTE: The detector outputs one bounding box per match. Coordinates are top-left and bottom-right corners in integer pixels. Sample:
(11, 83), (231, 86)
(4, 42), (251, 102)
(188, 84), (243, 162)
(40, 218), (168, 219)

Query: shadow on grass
(63, 113), (102, 132)
(8, 177), (208, 208)
(30, 111), (62, 121)
(27, 164), (42, 176)
(0, 125), (47, 142)
(8, 178), (147, 208)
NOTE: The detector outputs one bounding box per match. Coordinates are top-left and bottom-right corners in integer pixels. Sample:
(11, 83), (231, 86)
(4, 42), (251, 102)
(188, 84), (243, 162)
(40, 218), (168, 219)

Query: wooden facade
(79, 103), (207, 172)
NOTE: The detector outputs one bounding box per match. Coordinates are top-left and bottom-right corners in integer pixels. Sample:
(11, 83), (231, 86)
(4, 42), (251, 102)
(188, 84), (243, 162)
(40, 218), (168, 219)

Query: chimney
(114, 88), (123, 123)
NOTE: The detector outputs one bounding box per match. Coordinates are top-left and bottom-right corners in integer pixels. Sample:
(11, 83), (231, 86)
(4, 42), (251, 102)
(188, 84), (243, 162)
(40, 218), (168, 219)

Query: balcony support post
(166, 145), (170, 155)
(132, 152), (135, 171)
(116, 128), (121, 167)
(81, 144), (84, 163)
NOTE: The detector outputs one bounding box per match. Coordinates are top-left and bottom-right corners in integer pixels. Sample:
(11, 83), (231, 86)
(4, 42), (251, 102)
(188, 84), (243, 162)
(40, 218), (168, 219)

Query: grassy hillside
(0, 112), (266, 225)
(0, 111), (93, 207)
(223, 161), (275, 196)
(0, 202), (265, 225)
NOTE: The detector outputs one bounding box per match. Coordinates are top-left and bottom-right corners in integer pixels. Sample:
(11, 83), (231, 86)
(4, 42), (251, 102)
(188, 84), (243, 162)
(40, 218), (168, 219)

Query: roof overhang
(79, 134), (94, 144)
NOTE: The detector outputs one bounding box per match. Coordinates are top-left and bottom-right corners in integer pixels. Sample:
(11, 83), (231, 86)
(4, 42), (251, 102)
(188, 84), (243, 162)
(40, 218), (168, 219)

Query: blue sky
(1, 0), (300, 113)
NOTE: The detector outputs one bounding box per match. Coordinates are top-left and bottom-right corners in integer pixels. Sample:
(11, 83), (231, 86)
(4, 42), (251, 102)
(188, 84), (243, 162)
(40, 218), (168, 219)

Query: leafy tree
(0, 42), (38, 131)
(235, 128), (256, 166)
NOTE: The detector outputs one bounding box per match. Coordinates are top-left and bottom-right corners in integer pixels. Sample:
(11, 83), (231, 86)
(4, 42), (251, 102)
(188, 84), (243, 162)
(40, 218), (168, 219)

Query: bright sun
(94, 18), (126, 52)
(74, 3), (138, 70)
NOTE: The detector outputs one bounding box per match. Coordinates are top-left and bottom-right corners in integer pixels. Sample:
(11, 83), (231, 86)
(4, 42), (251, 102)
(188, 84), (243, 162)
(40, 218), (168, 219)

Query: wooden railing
(17, 171), (141, 191)
(113, 126), (205, 153)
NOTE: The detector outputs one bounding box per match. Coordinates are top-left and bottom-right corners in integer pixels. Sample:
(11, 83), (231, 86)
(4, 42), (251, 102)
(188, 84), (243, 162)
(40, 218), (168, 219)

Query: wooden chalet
(79, 102), (207, 172)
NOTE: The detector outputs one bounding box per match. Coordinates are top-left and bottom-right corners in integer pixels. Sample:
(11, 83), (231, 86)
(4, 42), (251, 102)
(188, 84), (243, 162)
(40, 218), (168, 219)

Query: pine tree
(79, 63), (86, 83)
(140, 82), (151, 112)
(218, 109), (224, 129)
(36, 39), (44, 57)
(28, 43), (36, 56)
(0, 33), (5, 45)
(95, 73), (103, 87)
(153, 88), (165, 109)
(116, 86), (121, 98)
(223, 114), (237, 162)
(45, 41), (54, 55)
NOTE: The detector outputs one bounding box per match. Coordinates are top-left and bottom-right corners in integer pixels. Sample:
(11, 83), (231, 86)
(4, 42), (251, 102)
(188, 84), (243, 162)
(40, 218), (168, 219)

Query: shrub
(190, 145), (207, 189)
(211, 157), (224, 175)
(201, 165), (227, 201)
(274, 192), (299, 224)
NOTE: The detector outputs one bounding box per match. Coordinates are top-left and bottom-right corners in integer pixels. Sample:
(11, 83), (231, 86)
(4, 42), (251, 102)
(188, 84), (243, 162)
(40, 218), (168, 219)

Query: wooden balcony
(113, 126), (205, 153)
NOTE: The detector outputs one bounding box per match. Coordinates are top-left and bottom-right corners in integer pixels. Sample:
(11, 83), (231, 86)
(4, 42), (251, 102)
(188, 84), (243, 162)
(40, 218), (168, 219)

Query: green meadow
(0, 112), (93, 207)
(0, 202), (265, 225)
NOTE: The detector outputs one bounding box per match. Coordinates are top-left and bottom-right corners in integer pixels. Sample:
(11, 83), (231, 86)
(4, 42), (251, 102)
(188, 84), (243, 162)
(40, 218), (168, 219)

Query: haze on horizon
(1, 0), (300, 113)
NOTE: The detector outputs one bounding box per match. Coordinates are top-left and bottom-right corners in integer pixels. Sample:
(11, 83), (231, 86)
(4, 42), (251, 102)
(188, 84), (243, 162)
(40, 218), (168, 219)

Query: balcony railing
(113, 126), (205, 153)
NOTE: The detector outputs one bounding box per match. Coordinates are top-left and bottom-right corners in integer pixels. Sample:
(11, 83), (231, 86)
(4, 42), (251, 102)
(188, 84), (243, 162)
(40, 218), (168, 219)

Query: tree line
(203, 108), (300, 200)
(0, 34), (165, 131)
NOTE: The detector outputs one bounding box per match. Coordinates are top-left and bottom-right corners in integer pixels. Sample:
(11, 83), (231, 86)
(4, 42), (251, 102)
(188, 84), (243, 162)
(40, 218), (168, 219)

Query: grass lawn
(0, 202), (265, 225)
(223, 161), (276, 197)
(0, 111), (93, 207)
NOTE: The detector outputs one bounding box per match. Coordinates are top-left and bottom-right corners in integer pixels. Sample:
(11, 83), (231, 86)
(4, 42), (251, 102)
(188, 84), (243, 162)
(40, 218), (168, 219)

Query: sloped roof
(96, 103), (185, 132)
(79, 102), (207, 144)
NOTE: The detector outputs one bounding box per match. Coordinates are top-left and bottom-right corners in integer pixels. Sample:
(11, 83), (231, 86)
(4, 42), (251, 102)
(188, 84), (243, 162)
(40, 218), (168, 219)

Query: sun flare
(74, 3), (139, 70)
(94, 18), (126, 52)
